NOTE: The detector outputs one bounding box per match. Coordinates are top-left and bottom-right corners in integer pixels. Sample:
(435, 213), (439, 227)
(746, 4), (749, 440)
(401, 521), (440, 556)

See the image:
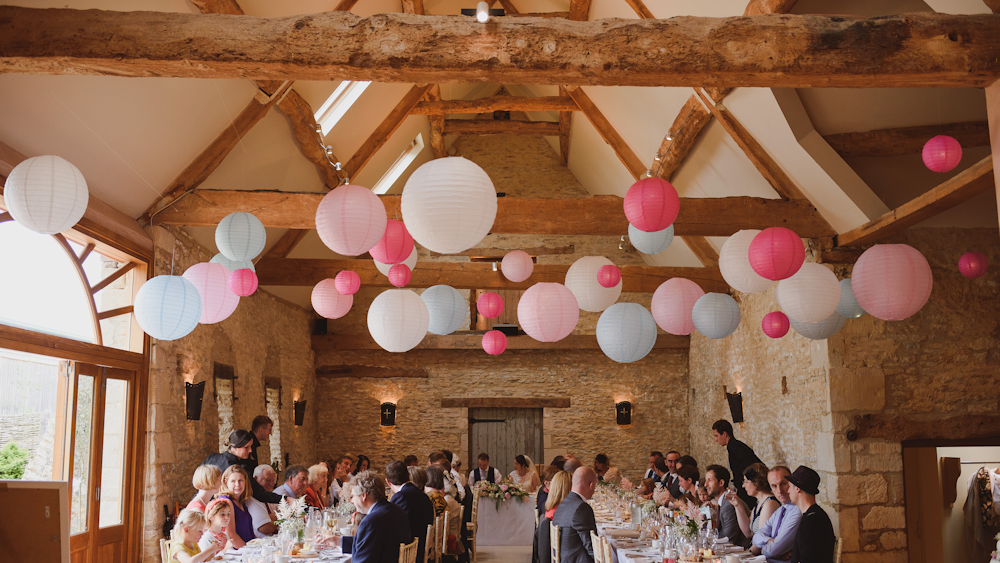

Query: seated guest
(203, 430), (282, 504)
(404, 455), (420, 467)
(563, 456), (582, 475)
(510, 454), (541, 492)
(671, 455), (698, 498)
(215, 465), (260, 547)
(696, 484), (711, 506)
(550, 455), (567, 471)
(786, 466), (835, 563)
(673, 493), (698, 511)
(537, 465), (560, 515)
(665, 451), (681, 484)
(429, 452), (465, 501)
(553, 467), (599, 563)
(593, 454), (620, 484)
(408, 466), (428, 490)
(451, 455), (467, 487)
(388, 461), (434, 563)
(652, 458), (671, 490)
(425, 465), (464, 555)
(644, 451), (664, 480)
(637, 478), (655, 500)
(352, 455), (370, 475)
(273, 465), (308, 499)
(673, 465), (700, 500)
(730, 463), (780, 540)
(441, 449), (467, 492)
(187, 464), (222, 512)
(533, 470), (570, 563)
(468, 453), (502, 485)
(351, 470), (413, 563)
(305, 464), (329, 508)
(705, 465), (749, 547)
(198, 499), (236, 553)
(751, 466), (801, 563)
(169, 509), (220, 563)
(545, 471), (572, 520)
(329, 456), (352, 505)
(253, 465), (277, 493)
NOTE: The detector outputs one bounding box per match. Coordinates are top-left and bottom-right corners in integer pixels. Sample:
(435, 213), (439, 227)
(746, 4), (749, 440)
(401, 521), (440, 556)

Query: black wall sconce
(726, 391), (744, 424)
(294, 400), (307, 427)
(615, 401), (632, 426)
(381, 402), (397, 426)
(186, 381), (205, 421)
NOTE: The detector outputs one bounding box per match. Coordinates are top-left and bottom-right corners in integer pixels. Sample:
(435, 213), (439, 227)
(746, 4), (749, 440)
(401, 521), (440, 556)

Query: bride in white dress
(509, 454), (541, 492)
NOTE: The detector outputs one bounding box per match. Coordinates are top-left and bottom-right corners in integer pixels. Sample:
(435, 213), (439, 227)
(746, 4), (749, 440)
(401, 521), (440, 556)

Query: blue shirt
(751, 503), (802, 563)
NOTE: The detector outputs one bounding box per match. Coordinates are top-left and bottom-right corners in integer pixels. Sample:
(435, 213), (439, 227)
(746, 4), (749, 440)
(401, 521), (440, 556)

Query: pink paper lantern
(623, 177), (680, 233)
(748, 227), (805, 281)
(335, 270), (361, 295)
(369, 219), (414, 265)
(597, 265), (621, 288)
(517, 283), (580, 342)
(183, 262), (239, 324)
(228, 268), (258, 297)
(650, 278), (705, 335)
(761, 311), (790, 339)
(388, 264), (412, 287)
(501, 250), (534, 283)
(315, 184), (388, 256)
(482, 330), (507, 355)
(851, 244), (933, 321)
(477, 292), (504, 318)
(959, 251), (988, 279)
(311, 279), (353, 319)
(922, 135), (962, 173)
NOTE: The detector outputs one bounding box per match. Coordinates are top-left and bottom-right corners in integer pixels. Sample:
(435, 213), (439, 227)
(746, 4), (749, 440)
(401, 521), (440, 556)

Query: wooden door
(469, 408), (543, 477)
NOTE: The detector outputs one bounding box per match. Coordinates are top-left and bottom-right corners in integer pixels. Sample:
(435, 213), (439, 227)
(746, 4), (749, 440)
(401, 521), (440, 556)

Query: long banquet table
(475, 492), (538, 546)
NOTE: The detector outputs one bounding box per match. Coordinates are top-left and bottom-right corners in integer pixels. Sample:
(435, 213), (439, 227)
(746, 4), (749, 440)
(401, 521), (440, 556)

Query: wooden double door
(469, 407), (543, 477)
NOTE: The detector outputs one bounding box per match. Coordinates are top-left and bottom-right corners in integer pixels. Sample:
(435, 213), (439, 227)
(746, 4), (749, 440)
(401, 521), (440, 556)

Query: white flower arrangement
(275, 496), (307, 537)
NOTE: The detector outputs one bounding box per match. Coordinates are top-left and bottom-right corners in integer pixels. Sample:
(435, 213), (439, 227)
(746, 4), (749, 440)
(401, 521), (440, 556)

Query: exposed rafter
(567, 0), (592, 21)
(411, 96), (579, 114)
(342, 84), (431, 182)
(653, 95), (712, 181)
(743, 0), (799, 15)
(313, 333), (689, 351)
(276, 89), (343, 188)
(429, 245), (575, 258)
(443, 119), (561, 136)
(400, 0), (424, 15)
(558, 87), (574, 165)
(823, 121), (991, 158)
(623, 0), (654, 19)
(264, 229), (310, 259)
(425, 85), (447, 159)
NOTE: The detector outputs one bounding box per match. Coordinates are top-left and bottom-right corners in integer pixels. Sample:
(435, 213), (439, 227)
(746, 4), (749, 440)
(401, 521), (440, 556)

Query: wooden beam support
(96, 306), (134, 321)
(342, 84), (431, 181)
(683, 236), (719, 268)
(314, 333), (689, 352)
(559, 86), (573, 165)
(744, 0), (798, 15)
(823, 121), (991, 158)
(276, 89), (342, 188)
(401, 0), (424, 15)
(426, 85), (447, 159)
(411, 96), (579, 115)
(836, 156), (995, 248)
(443, 119), (561, 136)
(3, 9), (999, 88)
(190, 0), (244, 15)
(265, 228), (309, 259)
(496, 0), (519, 15)
(429, 245), (575, 258)
(986, 0), (1000, 14)
(333, 0), (361, 11)
(90, 262), (137, 295)
(623, 0), (654, 19)
(567, 0), (592, 21)
(316, 364), (429, 378)
(654, 94), (712, 181)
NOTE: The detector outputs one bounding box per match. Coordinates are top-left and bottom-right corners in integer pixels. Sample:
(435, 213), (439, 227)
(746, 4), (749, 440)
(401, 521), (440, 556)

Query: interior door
(469, 408), (543, 477)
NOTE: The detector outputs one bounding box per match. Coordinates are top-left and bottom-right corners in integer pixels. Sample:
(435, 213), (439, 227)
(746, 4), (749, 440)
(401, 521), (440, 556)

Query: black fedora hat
(784, 465), (821, 496)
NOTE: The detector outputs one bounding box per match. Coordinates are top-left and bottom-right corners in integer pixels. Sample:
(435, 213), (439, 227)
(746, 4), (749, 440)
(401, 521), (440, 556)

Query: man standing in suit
(705, 465), (749, 548)
(713, 420), (762, 509)
(387, 461), (434, 563)
(351, 470), (413, 563)
(553, 467), (599, 563)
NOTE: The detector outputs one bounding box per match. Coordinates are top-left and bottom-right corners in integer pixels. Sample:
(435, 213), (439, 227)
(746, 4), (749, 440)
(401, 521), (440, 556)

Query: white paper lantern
(564, 256), (622, 313)
(216, 212), (266, 261)
(4, 155), (89, 235)
(421, 285), (467, 335)
(597, 303), (657, 363)
(719, 230), (773, 294)
(628, 223), (674, 255)
(134, 275), (202, 341)
(775, 263), (841, 323)
(315, 184), (387, 257)
(401, 157), (497, 254)
(517, 283), (580, 342)
(836, 278), (866, 319)
(692, 293), (741, 339)
(367, 289), (430, 352)
(790, 311), (847, 340)
(210, 253), (255, 274)
(501, 250), (534, 283)
(375, 245), (418, 276)
(182, 262), (239, 324)
(311, 279), (354, 319)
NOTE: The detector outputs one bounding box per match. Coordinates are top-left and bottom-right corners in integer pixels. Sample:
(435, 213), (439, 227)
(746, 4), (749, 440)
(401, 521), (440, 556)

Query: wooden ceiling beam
(429, 245), (575, 257)
(401, 0), (424, 15)
(496, 0), (519, 14)
(567, 0), (592, 21)
(190, 0), (244, 15)
(313, 333), (689, 351)
(443, 119), (561, 136)
(823, 121), (991, 158)
(623, 0), (654, 19)
(653, 94), (712, 181)
(987, 0), (1000, 13)
(425, 85), (447, 159)
(836, 156), (994, 248)
(334, 0), (361, 11)
(264, 228), (310, 259)
(558, 87), (573, 165)
(744, 0), (799, 15)
(342, 84), (431, 182)
(411, 96), (579, 114)
(3, 9), (999, 88)
(276, 89), (342, 188)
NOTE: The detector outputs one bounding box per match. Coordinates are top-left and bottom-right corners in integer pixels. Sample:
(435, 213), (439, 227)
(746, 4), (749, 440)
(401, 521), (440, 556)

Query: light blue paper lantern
(628, 223), (674, 255)
(692, 293), (741, 339)
(210, 253), (255, 274)
(134, 275), (202, 341)
(421, 285), (466, 335)
(790, 311), (847, 340)
(835, 278), (866, 319)
(216, 212), (266, 261)
(597, 303), (657, 363)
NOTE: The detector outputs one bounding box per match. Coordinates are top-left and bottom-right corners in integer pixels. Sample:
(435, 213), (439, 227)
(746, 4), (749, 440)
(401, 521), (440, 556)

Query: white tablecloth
(475, 493), (537, 546)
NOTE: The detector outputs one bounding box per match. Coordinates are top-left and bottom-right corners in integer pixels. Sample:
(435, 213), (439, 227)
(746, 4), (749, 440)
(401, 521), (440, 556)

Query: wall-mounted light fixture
(461, 2), (504, 22)
(615, 401), (632, 426)
(725, 391), (744, 424)
(381, 402), (397, 426)
(186, 381), (205, 421)
(294, 400), (307, 427)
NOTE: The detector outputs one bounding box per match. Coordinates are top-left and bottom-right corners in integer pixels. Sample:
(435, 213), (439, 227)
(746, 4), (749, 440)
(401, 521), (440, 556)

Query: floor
(475, 546), (533, 563)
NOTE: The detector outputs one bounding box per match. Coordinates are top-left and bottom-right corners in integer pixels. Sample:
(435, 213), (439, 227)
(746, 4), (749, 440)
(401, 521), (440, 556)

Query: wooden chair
(435, 514), (447, 563)
(424, 523), (435, 563)
(601, 536), (614, 563)
(159, 538), (170, 563)
(466, 491), (479, 562)
(550, 522), (560, 563)
(399, 538), (420, 563)
(590, 531), (604, 563)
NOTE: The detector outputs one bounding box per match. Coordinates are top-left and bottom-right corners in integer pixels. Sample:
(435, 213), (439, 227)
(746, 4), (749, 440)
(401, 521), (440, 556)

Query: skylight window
(372, 133), (425, 195)
(314, 81), (371, 135)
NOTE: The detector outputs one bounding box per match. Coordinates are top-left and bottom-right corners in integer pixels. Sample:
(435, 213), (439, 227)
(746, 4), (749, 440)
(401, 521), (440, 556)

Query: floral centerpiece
(474, 478), (531, 510)
(652, 485), (672, 507)
(275, 496), (307, 539)
(620, 477), (634, 492)
(640, 499), (658, 517)
(676, 503), (705, 538)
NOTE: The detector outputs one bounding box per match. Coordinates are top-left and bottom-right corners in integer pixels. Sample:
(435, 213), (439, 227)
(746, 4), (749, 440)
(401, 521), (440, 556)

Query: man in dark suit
(387, 461), (434, 563)
(350, 470), (413, 563)
(713, 419), (763, 509)
(552, 466), (599, 563)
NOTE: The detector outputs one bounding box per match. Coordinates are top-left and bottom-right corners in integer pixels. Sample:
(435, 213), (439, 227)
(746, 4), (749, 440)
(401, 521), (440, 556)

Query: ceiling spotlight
(477, 1), (490, 22)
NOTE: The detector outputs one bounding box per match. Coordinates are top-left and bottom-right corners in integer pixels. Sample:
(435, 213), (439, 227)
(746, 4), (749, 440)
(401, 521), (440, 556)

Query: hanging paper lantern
(228, 269), (258, 297)
(482, 330), (508, 355)
(311, 279), (354, 319)
(4, 155), (89, 235)
(922, 135), (962, 173)
(565, 256), (622, 313)
(835, 278), (866, 319)
(477, 292), (504, 318)
(216, 212), (266, 262)
(691, 293), (741, 339)
(134, 275), (202, 341)
(790, 311), (847, 340)
(421, 285), (467, 335)
(623, 177), (680, 232)
(761, 311), (789, 339)
(517, 283), (579, 342)
(388, 264), (412, 287)
(651, 278), (705, 335)
(375, 245), (417, 277)
(775, 263), (841, 323)
(211, 253), (255, 273)
(334, 270), (361, 295)
(719, 230), (773, 294)
(748, 227), (805, 281)
(369, 219), (414, 265)
(367, 289), (430, 353)
(183, 262), (240, 324)
(316, 184), (388, 256)
(959, 251), (988, 279)
(596, 303), (657, 363)
(851, 244), (933, 321)
(401, 157), (497, 254)
(597, 265), (622, 289)
(501, 250), (534, 283)
(628, 223), (674, 255)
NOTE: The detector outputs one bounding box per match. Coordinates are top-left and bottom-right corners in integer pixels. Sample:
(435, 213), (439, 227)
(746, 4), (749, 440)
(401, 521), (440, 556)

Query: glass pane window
(71, 374), (95, 535)
(98, 378), (128, 528)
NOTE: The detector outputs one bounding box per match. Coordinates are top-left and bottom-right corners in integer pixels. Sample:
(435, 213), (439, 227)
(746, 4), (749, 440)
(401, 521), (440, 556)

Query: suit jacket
(727, 439), (763, 509)
(533, 515), (553, 563)
(353, 499), (413, 563)
(717, 496), (750, 548)
(552, 492), (597, 563)
(790, 504), (835, 563)
(391, 483), (435, 563)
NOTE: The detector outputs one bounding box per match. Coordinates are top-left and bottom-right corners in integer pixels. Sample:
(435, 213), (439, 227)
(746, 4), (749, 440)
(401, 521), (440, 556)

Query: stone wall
(452, 133), (589, 199)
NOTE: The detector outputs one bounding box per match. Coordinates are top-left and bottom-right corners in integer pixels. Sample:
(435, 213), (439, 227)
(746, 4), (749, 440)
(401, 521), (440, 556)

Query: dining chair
(159, 538), (169, 563)
(424, 523), (435, 563)
(399, 538), (419, 563)
(601, 536), (614, 563)
(550, 522), (560, 563)
(589, 531), (604, 563)
(437, 513), (448, 563)
(466, 491), (479, 562)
